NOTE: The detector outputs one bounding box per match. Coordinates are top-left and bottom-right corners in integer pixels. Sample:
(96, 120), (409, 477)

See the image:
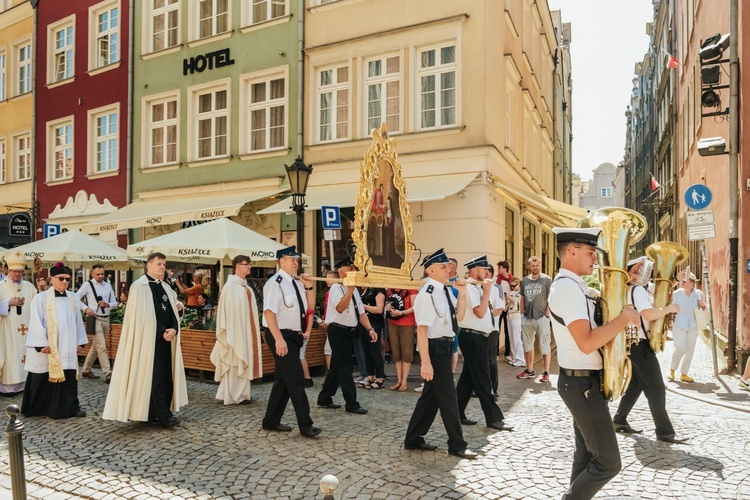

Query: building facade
(579, 162), (619, 211)
(0, 0), (34, 248)
(256, 0), (583, 278)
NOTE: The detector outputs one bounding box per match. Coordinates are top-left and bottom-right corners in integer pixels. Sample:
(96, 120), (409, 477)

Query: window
(364, 55), (400, 134)
(417, 44), (457, 129)
(0, 51), (6, 101)
(48, 119), (74, 181)
(246, 0), (286, 25)
(197, 0), (229, 39)
(522, 218), (536, 271)
(0, 138), (5, 184)
(317, 66), (348, 142)
(89, 106), (119, 173)
(505, 208), (515, 276)
(51, 22), (75, 82)
(505, 77), (518, 153)
(243, 73), (286, 152)
(16, 42), (32, 95)
(542, 231), (551, 274)
(15, 134), (31, 181)
(149, 0), (179, 52)
(92, 3), (120, 68)
(146, 94), (178, 167)
(190, 84), (229, 160)
(601, 187), (612, 198)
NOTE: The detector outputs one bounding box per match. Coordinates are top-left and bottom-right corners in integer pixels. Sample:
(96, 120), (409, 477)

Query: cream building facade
(260, 0), (583, 277)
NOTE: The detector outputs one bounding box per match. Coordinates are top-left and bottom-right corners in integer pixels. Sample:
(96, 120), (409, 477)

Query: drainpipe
(297, 0), (304, 155)
(126, 0), (134, 206)
(726, 0), (739, 371)
(30, 1), (38, 238)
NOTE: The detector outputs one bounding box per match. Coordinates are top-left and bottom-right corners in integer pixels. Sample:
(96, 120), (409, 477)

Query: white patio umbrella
(1, 230), (131, 270)
(127, 218), (311, 267)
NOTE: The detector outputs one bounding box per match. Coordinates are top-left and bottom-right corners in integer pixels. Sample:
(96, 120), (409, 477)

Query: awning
(258, 172), (477, 214)
(493, 182), (586, 228)
(543, 196), (588, 225)
(82, 187), (284, 234)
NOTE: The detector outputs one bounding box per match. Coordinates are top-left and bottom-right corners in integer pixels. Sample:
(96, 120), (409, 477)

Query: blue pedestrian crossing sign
(321, 206), (341, 230)
(684, 184), (712, 210)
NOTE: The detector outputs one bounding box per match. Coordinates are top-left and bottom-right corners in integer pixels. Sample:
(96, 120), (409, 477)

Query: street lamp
(284, 156), (313, 258)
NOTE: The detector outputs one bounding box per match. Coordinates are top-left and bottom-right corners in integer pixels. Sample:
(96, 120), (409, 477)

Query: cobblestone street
(1, 336), (748, 499)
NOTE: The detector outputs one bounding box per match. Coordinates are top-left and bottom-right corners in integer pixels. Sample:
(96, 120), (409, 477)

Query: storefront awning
(542, 197), (589, 226)
(258, 172), (477, 214)
(494, 182), (586, 228)
(82, 187), (284, 234)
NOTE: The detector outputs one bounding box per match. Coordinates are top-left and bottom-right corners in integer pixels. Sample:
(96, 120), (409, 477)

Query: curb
(665, 383), (750, 413)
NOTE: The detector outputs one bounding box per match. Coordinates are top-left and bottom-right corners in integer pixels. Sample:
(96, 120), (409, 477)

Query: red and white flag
(650, 174), (661, 192)
(667, 54), (679, 69)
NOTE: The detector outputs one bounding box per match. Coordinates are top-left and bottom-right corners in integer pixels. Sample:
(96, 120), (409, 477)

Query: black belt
(460, 328), (489, 338)
(559, 368), (602, 378)
(279, 329), (302, 335)
(96, 315), (109, 318)
(429, 336), (455, 343)
(330, 323), (358, 332)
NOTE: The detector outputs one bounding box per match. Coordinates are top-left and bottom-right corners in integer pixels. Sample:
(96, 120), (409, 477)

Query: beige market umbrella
(127, 218), (310, 267)
(1, 230), (131, 270)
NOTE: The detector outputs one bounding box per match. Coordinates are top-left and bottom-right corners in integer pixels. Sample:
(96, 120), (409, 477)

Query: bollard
(319, 474), (339, 499)
(4, 404), (27, 500)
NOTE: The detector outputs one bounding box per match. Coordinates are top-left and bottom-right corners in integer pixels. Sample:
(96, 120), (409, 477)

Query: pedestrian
(320, 270), (340, 370)
(495, 260), (514, 363)
(79, 264), (118, 384)
(210, 255), (262, 405)
(0, 254), (37, 394)
(317, 255), (378, 414)
(455, 256), (513, 431)
(517, 256), (553, 382)
(260, 246), (320, 437)
(504, 278), (525, 366)
(485, 264), (505, 398)
(176, 271), (205, 310)
(612, 257), (688, 443)
(103, 252), (188, 428)
(385, 287), (417, 391)
(36, 277), (49, 292)
(404, 248), (477, 459)
(738, 356), (750, 391)
(21, 262), (87, 418)
(360, 286), (387, 390)
(669, 272), (705, 382)
(549, 228), (640, 500)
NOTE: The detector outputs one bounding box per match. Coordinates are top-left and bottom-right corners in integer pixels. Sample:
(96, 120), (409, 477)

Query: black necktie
(291, 280), (306, 331)
(443, 286), (459, 335)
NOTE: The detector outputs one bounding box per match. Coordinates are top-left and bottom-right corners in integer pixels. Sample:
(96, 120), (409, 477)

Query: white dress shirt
(77, 279), (117, 316)
(414, 277), (457, 339)
(326, 284), (365, 327)
(262, 269), (308, 331)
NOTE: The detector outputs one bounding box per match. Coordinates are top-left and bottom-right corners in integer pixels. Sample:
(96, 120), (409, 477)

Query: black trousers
(500, 310), (511, 356)
(456, 331), (505, 423)
(21, 369), (81, 419)
(488, 329), (500, 395)
(557, 372), (621, 500)
(360, 325), (385, 379)
(149, 332), (174, 422)
(262, 330), (314, 433)
(318, 323), (361, 411)
(613, 341), (675, 436)
(404, 337), (467, 454)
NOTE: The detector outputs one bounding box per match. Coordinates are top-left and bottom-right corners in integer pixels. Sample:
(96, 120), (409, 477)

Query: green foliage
(180, 307), (200, 329)
(110, 303), (126, 324)
(582, 272), (600, 291)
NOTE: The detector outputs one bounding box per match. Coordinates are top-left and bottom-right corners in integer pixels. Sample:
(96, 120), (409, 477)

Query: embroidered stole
(243, 285), (262, 379)
(45, 291), (76, 383)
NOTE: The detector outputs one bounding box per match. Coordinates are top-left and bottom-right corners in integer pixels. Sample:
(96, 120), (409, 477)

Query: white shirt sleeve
(467, 285), (482, 318)
(413, 292), (436, 327)
(632, 286), (652, 312)
(263, 279), (281, 314)
(553, 280), (590, 326)
(328, 284), (345, 311)
(0, 300), (9, 316)
(352, 289), (366, 315)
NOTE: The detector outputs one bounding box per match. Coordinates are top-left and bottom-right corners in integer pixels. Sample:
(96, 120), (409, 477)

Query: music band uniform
(549, 228), (622, 500)
(261, 246), (317, 436)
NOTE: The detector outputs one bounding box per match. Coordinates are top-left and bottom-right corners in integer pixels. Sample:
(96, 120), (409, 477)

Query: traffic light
(699, 33), (729, 114)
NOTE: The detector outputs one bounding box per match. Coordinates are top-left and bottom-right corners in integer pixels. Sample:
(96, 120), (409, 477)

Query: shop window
(522, 218), (536, 273)
(505, 207), (515, 276)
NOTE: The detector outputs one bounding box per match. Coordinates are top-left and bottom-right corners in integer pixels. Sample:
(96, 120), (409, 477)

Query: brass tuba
(645, 241), (689, 353)
(578, 207), (648, 401)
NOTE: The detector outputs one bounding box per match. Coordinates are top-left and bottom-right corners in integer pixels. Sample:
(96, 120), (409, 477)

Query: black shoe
(461, 418), (477, 426)
(487, 421), (513, 431)
(448, 448), (478, 459)
(317, 402), (341, 409)
(347, 407), (368, 415)
(614, 422), (643, 434)
(657, 434), (689, 444)
(161, 416), (180, 428)
(238, 398), (252, 405)
(404, 442), (437, 451)
(263, 423), (292, 432)
(75, 410), (86, 418)
(105, 375), (111, 384)
(301, 426), (322, 438)
(304, 378), (314, 388)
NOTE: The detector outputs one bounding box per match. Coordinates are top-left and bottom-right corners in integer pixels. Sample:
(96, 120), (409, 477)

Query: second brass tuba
(578, 207), (648, 401)
(645, 241), (689, 353)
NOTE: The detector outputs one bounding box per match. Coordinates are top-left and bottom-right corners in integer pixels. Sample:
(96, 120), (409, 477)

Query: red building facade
(35, 0), (128, 242)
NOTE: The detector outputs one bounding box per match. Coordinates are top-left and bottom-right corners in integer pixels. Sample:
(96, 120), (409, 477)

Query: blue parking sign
(43, 224), (61, 238)
(321, 206), (341, 230)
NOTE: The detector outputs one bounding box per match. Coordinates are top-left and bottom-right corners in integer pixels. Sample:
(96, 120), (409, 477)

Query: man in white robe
(21, 263), (87, 418)
(103, 252), (187, 427)
(0, 254), (37, 394)
(211, 254), (262, 405)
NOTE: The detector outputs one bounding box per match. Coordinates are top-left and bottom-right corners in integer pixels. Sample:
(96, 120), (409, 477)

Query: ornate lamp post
(284, 156), (313, 259)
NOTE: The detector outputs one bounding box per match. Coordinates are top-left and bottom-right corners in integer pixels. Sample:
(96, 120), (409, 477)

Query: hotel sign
(183, 48), (235, 75)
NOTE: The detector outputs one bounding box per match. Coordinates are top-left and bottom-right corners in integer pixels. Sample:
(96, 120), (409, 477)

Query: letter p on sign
(321, 206), (341, 230)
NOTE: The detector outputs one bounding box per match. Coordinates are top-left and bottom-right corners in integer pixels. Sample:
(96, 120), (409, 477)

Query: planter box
(87, 325), (327, 379)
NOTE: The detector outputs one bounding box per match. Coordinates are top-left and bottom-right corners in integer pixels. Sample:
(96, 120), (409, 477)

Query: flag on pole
(650, 174), (661, 192)
(667, 54), (679, 69)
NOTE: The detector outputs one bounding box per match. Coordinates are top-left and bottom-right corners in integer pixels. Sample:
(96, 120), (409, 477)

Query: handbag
(86, 314), (97, 335)
(694, 307), (709, 331)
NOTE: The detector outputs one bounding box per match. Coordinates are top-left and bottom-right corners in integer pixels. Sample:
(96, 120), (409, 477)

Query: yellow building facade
(267, 0), (583, 276)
